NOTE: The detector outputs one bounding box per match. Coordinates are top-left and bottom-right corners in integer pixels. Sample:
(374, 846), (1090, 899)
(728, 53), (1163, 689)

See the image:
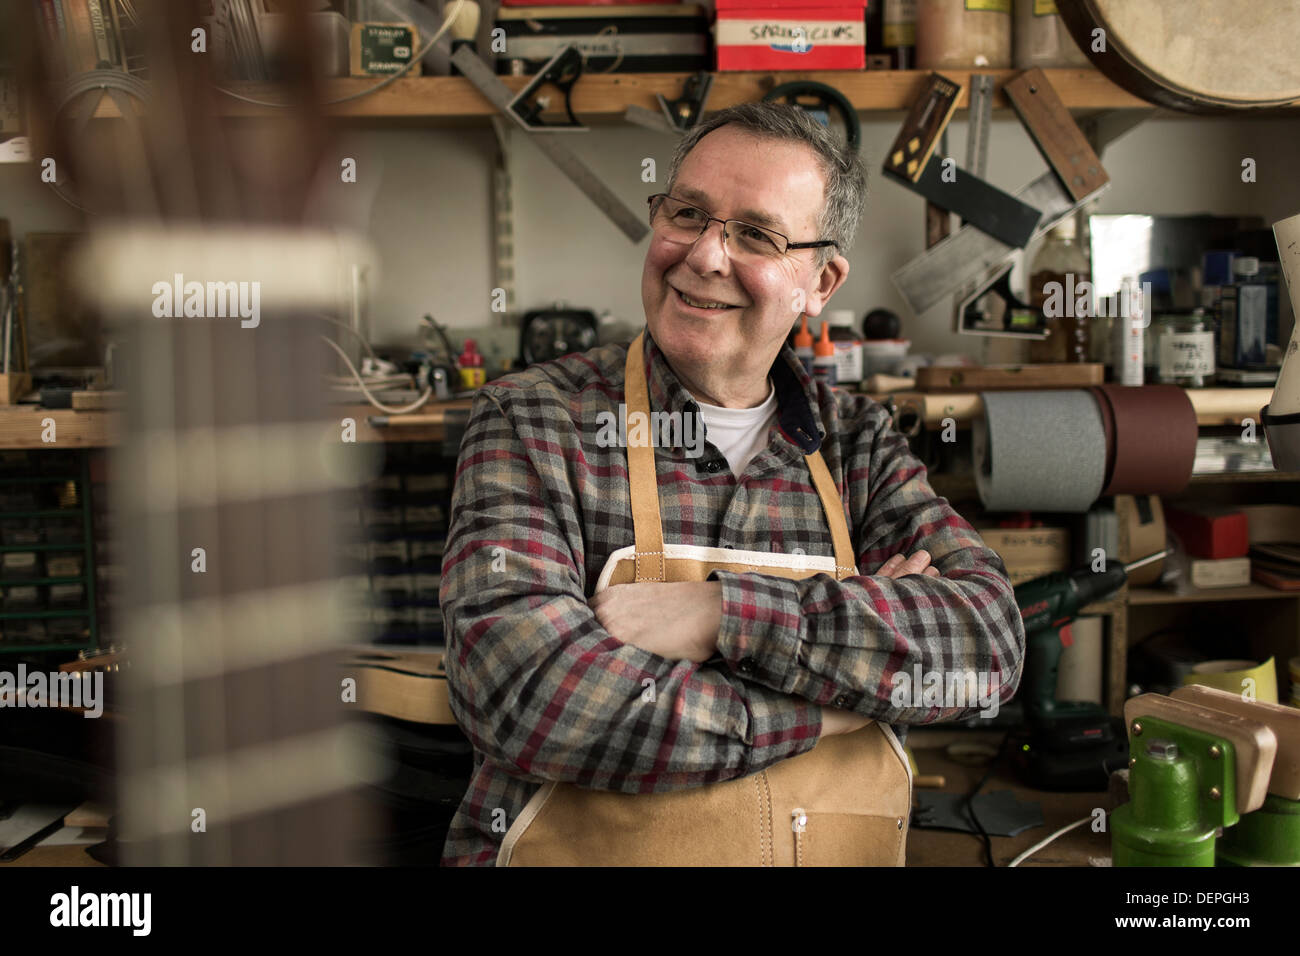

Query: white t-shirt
(694, 378), (778, 478)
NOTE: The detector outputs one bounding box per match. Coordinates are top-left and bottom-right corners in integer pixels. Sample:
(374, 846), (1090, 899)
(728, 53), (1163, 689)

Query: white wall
(4, 111), (1298, 362)
(345, 111), (1300, 359)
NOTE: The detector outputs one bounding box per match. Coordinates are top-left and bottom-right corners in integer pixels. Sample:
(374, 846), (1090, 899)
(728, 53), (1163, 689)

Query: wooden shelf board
(1129, 583), (1298, 605)
(0, 407), (116, 449)
(0, 400), (481, 449)
(1189, 471), (1300, 483)
(89, 69), (1153, 121)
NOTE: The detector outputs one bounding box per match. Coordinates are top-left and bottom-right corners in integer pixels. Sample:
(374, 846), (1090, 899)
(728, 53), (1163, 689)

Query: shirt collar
(640, 325), (826, 455)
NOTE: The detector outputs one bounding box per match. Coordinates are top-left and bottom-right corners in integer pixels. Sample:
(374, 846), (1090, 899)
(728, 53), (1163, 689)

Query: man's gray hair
(664, 101), (867, 270)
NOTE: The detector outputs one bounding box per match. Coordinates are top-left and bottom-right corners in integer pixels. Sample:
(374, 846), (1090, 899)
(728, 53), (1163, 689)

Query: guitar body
(22, 0), (380, 865)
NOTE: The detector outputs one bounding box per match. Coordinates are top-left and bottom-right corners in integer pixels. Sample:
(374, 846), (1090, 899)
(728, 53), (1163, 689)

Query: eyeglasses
(646, 194), (839, 261)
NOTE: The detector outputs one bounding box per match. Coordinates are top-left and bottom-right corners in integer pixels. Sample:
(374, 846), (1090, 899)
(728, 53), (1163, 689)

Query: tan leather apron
(497, 331), (911, 866)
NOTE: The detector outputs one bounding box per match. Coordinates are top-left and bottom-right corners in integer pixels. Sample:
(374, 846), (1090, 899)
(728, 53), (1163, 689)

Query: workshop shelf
(0, 455), (99, 653)
(86, 68), (1153, 123)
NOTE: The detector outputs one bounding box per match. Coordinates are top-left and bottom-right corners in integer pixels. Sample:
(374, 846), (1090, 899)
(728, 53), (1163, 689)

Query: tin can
(1155, 309), (1215, 388)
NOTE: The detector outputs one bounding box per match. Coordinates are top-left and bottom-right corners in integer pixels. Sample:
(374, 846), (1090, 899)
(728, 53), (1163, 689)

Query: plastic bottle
(793, 314), (815, 376)
(1028, 218), (1091, 364)
(825, 309), (863, 385)
(1111, 276), (1144, 386)
(1219, 256), (1275, 369)
(813, 321), (837, 388)
(458, 338), (487, 389)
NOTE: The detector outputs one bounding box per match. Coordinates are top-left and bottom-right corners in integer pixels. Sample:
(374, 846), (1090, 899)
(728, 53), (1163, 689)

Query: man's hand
(590, 581), (722, 663)
(878, 550), (941, 578)
(821, 704), (871, 737)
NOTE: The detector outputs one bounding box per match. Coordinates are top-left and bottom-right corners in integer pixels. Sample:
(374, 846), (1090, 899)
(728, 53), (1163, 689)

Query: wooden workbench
(906, 728), (1114, 867)
(0, 400), (476, 449)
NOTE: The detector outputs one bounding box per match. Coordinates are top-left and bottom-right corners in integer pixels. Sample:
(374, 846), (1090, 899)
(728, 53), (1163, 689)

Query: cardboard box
(975, 526), (1069, 584)
(1190, 556), (1252, 589)
(350, 23), (421, 77)
(715, 0), (868, 71)
(1165, 505), (1250, 560)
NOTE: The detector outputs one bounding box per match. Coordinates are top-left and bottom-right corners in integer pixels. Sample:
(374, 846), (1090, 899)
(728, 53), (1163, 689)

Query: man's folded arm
(439, 389), (824, 793)
(709, 404), (1027, 724)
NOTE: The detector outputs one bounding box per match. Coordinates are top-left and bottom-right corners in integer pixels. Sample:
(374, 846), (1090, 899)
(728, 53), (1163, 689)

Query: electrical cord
(1008, 816), (1092, 868)
(312, 312), (380, 364)
(215, 0), (467, 108)
(319, 334), (433, 415)
(964, 730), (1012, 868)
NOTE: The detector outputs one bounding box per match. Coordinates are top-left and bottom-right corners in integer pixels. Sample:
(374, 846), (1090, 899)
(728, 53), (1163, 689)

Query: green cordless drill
(1010, 552), (1165, 790)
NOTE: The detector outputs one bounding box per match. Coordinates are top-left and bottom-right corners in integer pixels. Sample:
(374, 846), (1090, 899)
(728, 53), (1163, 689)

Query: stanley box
(350, 22), (421, 76)
(494, 5), (710, 74)
(715, 0), (868, 71)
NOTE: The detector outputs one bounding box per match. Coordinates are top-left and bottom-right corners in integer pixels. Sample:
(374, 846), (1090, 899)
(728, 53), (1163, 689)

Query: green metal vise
(1112, 691), (1279, 867)
(1174, 685), (1300, 867)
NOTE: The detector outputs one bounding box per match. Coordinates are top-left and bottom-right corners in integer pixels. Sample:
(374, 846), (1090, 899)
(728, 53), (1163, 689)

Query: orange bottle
(813, 321), (837, 387)
(793, 314), (815, 374)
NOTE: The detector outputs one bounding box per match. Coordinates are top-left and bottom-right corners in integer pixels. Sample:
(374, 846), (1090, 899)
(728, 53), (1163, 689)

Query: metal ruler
(964, 74), (993, 180)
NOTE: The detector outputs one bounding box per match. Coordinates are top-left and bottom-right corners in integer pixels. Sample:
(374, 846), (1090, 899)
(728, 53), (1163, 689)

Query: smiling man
(438, 102), (1026, 866)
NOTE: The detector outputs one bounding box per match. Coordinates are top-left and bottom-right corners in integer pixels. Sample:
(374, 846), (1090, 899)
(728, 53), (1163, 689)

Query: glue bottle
(458, 339), (487, 390)
(793, 314), (815, 375)
(813, 321), (837, 388)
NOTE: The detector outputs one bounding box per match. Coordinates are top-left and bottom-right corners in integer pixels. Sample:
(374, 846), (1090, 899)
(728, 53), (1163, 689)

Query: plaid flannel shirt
(438, 327), (1025, 866)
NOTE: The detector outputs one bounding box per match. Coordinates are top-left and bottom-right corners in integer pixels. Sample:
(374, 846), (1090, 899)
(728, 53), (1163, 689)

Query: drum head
(1057, 0), (1300, 111)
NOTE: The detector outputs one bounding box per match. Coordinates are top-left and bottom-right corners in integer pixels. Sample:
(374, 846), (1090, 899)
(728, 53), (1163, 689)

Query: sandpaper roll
(973, 390), (1107, 513)
(1090, 385), (1197, 495)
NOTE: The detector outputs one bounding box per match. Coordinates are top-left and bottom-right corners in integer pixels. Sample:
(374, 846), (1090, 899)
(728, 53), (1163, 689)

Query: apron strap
(623, 330), (858, 581)
(804, 449), (858, 578)
(624, 331), (666, 582)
